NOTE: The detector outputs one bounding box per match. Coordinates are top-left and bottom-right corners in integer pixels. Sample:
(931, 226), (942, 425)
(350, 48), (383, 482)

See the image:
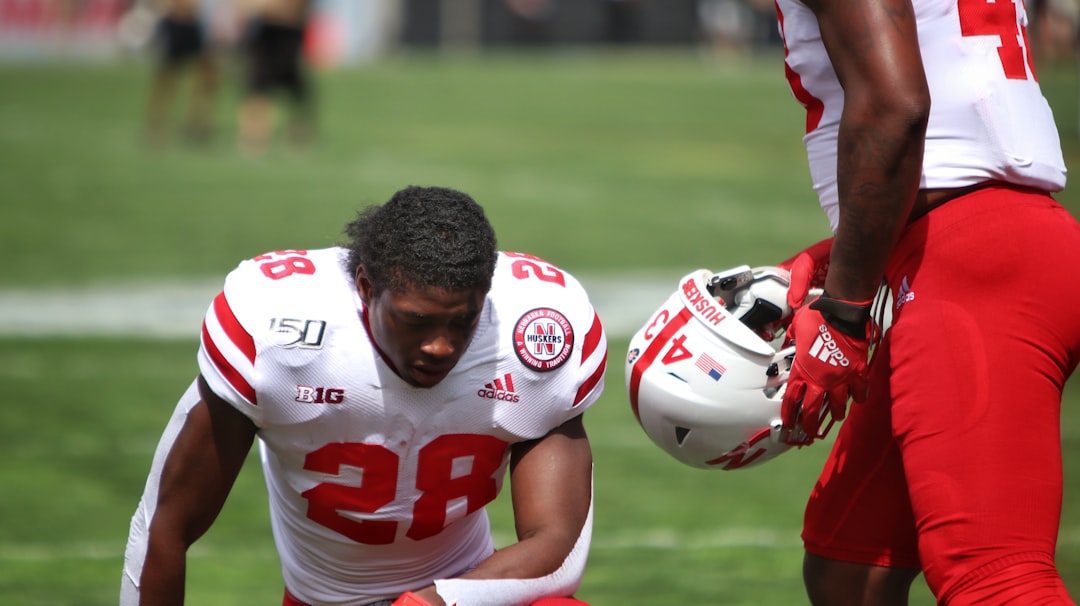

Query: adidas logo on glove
(809, 324), (850, 367)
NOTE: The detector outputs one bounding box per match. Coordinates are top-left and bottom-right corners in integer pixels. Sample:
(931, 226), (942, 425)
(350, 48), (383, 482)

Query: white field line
(5, 526), (1080, 561)
(8, 524), (1080, 561)
(0, 529), (800, 562)
(0, 274), (680, 340)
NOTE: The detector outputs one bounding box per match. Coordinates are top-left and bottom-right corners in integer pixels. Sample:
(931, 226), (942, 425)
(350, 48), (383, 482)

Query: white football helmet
(626, 265), (798, 470)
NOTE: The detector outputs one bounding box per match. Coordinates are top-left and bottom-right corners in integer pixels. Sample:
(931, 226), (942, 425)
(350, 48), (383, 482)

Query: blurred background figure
(603, 0), (641, 45)
(237, 0), (315, 156)
(504, 0), (555, 47)
(140, 0), (220, 146)
(696, 0), (783, 56)
(696, 0), (753, 55)
(1029, 0), (1080, 61)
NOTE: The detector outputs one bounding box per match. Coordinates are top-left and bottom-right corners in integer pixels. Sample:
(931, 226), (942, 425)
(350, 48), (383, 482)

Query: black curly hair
(343, 186), (498, 296)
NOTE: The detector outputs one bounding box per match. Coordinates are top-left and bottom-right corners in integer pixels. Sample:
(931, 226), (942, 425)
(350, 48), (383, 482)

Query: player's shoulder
(490, 252), (595, 317)
(220, 247), (354, 326)
(488, 251), (603, 373)
(492, 250), (589, 295)
(225, 247), (347, 289)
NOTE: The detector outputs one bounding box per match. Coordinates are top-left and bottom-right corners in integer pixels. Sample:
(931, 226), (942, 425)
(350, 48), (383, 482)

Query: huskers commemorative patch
(514, 307), (574, 371)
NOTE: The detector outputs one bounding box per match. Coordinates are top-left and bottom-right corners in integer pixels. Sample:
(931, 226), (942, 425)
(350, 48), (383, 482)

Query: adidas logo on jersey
(808, 324), (850, 367)
(896, 276), (916, 309)
(478, 373), (521, 402)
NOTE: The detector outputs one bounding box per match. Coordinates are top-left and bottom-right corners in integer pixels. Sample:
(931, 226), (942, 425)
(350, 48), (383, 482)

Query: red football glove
(781, 295), (871, 444)
(778, 237), (833, 311)
(393, 592), (435, 606)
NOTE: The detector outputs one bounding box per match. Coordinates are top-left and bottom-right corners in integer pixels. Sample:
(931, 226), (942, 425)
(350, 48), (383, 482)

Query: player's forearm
(813, 0), (929, 302)
(137, 537), (188, 606)
(829, 104), (927, 302)
(430, 518), (591, 606)
(465, 530), (580, 581)
(395, 537), (582, 606)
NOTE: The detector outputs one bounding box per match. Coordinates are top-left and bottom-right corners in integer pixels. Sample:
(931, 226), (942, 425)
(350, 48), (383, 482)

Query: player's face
(358, 273), (486, 388)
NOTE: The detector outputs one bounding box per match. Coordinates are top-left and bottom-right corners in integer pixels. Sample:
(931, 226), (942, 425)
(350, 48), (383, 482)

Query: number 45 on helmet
(626, 265), (816, 470)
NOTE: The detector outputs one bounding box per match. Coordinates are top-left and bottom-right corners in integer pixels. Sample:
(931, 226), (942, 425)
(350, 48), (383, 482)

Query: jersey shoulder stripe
(213, 290), (256, 364)
(489, 252), (608, 413)
(574, 311), (607, 408)
(200, 291), (257, 406)
(580, 310), (605, 363)
(198, 248), (353, 414)
(574, 358), (606, 408)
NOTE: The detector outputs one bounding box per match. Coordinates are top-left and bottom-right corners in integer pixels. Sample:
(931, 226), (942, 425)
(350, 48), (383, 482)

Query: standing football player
(120, 186), (606, 606)
(772, 0), (1080, 602)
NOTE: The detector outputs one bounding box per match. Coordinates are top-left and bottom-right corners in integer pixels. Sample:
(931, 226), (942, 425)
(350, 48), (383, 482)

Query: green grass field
(1, 50), (1078, 605)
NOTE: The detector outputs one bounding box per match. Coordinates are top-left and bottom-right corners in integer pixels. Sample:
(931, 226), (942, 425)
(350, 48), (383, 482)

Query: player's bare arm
(806, 0), (929, 302)
(138, 377), (257, 606)
(492, 413), (592, 578)
(403, 414), (593, 606)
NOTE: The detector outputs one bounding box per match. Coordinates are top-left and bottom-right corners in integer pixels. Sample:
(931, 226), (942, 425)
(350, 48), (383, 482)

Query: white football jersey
(125, 248), (607, 606)
(775, 0), (1067, 230)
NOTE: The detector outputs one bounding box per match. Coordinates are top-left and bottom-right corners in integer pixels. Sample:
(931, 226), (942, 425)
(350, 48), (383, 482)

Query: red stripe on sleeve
(573, 351), (607, 408)
(213, 291), (256, 364)
(580, 311), (603, 363)
(628, 308), (692, 423)
(201, 292), (257, 405)
(777, 2), (825, 134)
(201, 322), (257, 405)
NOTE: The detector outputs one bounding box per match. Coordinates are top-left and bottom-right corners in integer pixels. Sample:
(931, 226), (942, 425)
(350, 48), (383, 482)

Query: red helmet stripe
(628, 307), (693, 423)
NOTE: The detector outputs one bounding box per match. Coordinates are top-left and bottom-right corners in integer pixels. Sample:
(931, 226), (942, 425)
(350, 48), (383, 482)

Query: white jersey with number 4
(123, 248), (607, 606)
(775, 0), (1067, 230)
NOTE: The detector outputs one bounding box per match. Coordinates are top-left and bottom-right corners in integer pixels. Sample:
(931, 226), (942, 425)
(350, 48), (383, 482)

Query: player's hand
(781, 295), (871, 444)
(777, 237), (833, 310)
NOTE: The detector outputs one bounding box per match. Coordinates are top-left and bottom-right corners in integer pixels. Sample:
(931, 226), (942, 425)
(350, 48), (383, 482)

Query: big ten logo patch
(296, 385), (346, 404)
(514, 308), (574, 371)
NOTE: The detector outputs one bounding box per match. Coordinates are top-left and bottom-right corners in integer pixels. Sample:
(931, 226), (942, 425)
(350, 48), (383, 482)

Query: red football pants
(802, 185), (1080, 604)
